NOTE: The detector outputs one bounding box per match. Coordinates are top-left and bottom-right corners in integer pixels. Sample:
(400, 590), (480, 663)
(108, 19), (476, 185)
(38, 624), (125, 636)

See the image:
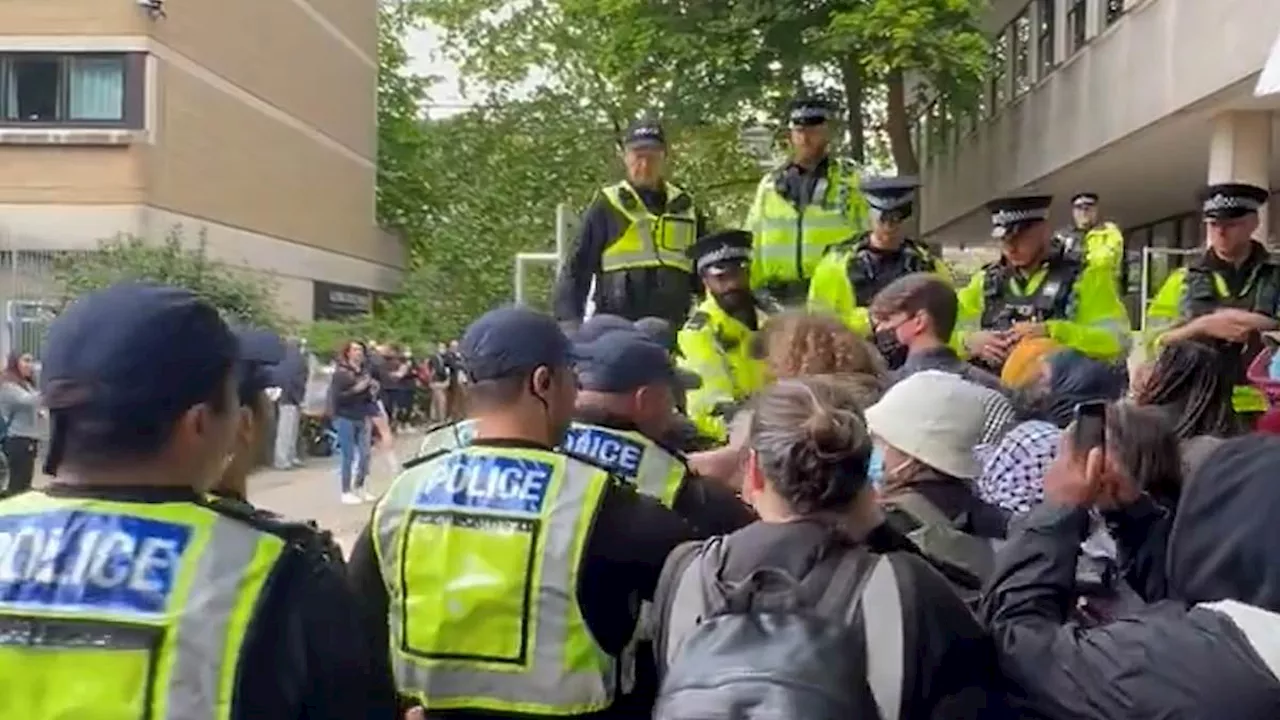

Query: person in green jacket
(1055, 192), (1127, 287)
(956, 194), (1131, 372)
(1145, 182), (1277, 419)
(807, 176), (950, 357)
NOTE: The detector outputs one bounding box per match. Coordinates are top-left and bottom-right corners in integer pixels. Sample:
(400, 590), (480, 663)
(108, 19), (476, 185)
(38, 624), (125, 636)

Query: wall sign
(313, 281), (374, 319)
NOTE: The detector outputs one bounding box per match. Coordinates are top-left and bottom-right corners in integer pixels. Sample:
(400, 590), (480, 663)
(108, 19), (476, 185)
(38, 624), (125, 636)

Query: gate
(513, 203), (576, 309)
(0, 230), (63, 362)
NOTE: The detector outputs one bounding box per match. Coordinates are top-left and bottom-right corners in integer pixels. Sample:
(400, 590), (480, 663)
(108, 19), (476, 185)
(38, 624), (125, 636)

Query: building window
(1067, 0), (1088, 54)
(0, 53), (143, 128)
(1012, 10), (1032, 95)
(1038, 0), (1057, 75)
(1104, 0), (1125, 26)
(991, 29), (1009, 110)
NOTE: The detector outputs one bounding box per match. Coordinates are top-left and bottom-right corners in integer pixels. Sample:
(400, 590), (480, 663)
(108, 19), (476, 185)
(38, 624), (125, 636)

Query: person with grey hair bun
(650, 376), (1004, 719)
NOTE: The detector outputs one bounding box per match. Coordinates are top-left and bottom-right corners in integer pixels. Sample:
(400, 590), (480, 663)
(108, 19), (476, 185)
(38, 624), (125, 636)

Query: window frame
(991, 27), (1010, 111)
(1012, 9), (1033, 96)
(1066, 0), (1088, 55)
(0, 52), (145, 130)
(1037, 0), (1057, 76)
(1104, 0), (1125, 27)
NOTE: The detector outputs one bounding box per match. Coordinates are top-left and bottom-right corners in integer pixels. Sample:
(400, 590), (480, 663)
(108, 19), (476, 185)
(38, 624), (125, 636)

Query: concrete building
(0, 0), (403, 325)
(917, 0), (1280, 318)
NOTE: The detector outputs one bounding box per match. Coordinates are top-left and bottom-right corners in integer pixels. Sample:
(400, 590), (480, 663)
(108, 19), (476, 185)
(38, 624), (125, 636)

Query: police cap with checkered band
(986, 194), (1054, 240)
(1198, 183), (1269, 221)
(686, 229), (752, 277)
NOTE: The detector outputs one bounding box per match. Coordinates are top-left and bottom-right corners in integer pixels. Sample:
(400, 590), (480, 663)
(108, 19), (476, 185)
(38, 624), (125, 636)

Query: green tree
(53, 226), (286, 329)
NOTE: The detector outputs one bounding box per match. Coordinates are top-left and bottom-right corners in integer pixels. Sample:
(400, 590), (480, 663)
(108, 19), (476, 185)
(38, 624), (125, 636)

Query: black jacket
(651, 518), (1011, 719)
(553, 187), (707, 328)
(980, 435), (1280, 719)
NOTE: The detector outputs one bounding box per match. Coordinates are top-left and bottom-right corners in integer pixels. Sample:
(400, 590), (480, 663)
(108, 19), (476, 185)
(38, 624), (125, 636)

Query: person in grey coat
(0, 352), (42, 496)
(981, 433), (1280, 719)
(270, 338), (309, 469)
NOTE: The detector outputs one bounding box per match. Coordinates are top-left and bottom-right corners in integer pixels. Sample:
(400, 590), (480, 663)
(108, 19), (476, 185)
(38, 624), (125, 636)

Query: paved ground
(248, 430), (423, 556)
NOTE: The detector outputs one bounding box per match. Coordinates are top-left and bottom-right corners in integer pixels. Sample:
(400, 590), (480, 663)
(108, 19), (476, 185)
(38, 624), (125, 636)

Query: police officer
(807, 176), (950, 348)
(678, 230), (781, 442)
(348, 306), (696, 719)
(568, 328), (754, 535)
(1055, 192), (1126, 285)
(554, 119), (706, 330)
(956, 195), (1131, 370)
(0, 283), (388, 720)
(745, 96), (868, 305)
(213, 327), (345, 571)
(1146, 183), (1277, 419)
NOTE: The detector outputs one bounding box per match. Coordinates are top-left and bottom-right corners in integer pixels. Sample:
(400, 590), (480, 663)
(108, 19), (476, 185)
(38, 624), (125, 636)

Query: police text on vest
(416, 453), (554, 515)
(562, 426), (643, 479)
(0, 511), (192, 615)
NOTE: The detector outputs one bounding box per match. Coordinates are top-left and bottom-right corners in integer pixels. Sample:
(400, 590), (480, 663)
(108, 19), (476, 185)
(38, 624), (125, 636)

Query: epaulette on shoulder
(402, 445), (453, 472)
(683, 310), (710, 331)
(204, 495), (345, 566)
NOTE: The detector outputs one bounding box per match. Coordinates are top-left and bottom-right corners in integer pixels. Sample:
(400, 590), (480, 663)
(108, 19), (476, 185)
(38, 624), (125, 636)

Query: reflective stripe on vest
(0, 493), (284, 720)
(562, 422), (685, 507)
(980, 260), (1081, 330)
(373, 447), (615, 715)
(417, 420), (477, 458)
(600, 183), (696, 273)
(754, 172), (861, 285)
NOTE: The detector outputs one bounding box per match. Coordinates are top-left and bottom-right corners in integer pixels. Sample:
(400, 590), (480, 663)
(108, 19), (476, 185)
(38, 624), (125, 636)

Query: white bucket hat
(864, 370), (987, 479)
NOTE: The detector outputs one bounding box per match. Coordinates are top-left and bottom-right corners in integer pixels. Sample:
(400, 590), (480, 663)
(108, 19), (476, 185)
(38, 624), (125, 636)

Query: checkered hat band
(1204, 194), (1261, 213)
(991, 208), (1047, 226)
(790, 107), (830, 123)
(696, 246), (750, 273)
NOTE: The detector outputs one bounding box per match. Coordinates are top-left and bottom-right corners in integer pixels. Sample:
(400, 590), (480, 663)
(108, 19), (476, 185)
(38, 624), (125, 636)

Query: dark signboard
(313, 281), (374, 320)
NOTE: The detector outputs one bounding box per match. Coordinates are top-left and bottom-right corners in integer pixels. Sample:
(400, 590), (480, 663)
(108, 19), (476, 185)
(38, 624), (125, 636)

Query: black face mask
(873, 328), (909, 369)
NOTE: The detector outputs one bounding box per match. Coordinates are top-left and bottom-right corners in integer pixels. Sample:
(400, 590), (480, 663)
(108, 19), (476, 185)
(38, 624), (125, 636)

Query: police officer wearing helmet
(554, 120), (707, 332)
(678, 230), (781, 443)
(956, 195), (1131, 370)
(348, 306), (697, 719)
(807, 176), (951, 357)
(0, 283), (388, 720)
(1146, 183), (1278, 419)
(745, 96), (869, 306)
(569, 329), (754, 536)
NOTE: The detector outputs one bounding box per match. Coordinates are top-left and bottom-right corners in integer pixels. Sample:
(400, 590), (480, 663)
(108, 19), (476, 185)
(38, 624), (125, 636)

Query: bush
(54, 226), (287, 330)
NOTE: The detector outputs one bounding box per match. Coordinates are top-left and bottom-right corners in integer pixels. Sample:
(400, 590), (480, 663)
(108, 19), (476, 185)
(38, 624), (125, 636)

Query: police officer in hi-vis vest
(554, 119), (708, 331)
(0, 283), (386, 720)
(569, 328), (754, 537)
(348, 306), (696, 719)
(1146, 183), (1277, 420)
(744, 96), (868, 306)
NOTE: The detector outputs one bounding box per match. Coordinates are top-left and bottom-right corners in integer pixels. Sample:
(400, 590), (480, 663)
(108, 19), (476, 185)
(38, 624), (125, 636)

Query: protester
(1107, 401), (1184, 512)
(271, 337), (308, 470)
(870, 272), (1003, 391)
(1012, 348), (1123, 427)
(348, 306), (697, 719)
(0, 352), (41, 496)
(651, 376), (1004, 719)
(864, 370), (1010, 594)
(329, 340), (375, 504)
(427, 341), (451, 422)
(0, 283), (388, 719)
(976, 419), (1060, 514)
(981, 434), (1280, 718)
(999, 337), (1060, 389)
(758, 309), (886, 404)
(1132, 339), (1237, 476)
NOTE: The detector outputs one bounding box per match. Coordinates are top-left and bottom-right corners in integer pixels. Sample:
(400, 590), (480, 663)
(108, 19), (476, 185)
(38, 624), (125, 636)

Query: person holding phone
(1146, 183), (1277, 424)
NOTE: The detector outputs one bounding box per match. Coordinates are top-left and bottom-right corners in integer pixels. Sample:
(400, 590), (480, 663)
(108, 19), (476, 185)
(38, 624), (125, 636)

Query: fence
(513, 203), (577, 309)
(0, 230), (66, 362)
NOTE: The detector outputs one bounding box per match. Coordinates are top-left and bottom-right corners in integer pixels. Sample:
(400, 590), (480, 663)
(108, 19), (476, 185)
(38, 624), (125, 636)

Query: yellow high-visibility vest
(600, 182), (697, 274)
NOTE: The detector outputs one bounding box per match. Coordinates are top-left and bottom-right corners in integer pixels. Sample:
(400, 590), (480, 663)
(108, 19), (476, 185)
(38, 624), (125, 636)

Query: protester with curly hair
(757, 310), (886, 406)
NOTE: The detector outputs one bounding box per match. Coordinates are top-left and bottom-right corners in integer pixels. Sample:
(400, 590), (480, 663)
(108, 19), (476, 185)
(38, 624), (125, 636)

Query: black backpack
(653, 536), (904, 720)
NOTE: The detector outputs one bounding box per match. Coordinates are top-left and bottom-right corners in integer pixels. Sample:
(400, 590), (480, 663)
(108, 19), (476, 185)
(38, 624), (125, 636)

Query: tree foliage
(53, 227), (286, 330)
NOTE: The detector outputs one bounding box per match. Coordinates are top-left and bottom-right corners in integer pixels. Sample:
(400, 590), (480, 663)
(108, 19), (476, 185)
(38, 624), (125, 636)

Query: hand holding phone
(1073, 401), (1107, 454)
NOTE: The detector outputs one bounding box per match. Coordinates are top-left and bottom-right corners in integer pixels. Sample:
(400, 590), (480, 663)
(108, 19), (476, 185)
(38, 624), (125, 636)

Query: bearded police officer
(348, 306), (696, 719)
(0, 283), (386, 720)
(956, 195), (1131, 370)
(554, 120), (706, 331)
(678, 230), (781, 442)
(1055, 192), (1127, 287)
(807, 176), (950, 353)
(745, 96), (868, 305)
(569, 329), (754, 536)
(1147, 183), (1277, 420)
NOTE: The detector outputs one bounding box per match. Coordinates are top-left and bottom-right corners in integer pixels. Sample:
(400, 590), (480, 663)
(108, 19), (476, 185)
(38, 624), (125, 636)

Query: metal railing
(513, 203), (575, 307)
(0, 229), (64, 361)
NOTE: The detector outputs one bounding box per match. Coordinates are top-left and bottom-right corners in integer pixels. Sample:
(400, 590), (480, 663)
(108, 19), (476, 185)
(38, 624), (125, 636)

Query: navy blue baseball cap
(41, 283), (238, 416)
(576, 329), (701, 393)
(574, 314), (635, 344)
(461, 306), (582, 381)
(231, 327), (286, 401)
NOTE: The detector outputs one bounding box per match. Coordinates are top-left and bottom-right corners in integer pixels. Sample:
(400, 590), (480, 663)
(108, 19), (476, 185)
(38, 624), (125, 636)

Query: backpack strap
(1200, 599), (1280, 681)
(653, 539), (711, 678)
(884, 491), (958, 529)
(859, 556), (904, 720)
